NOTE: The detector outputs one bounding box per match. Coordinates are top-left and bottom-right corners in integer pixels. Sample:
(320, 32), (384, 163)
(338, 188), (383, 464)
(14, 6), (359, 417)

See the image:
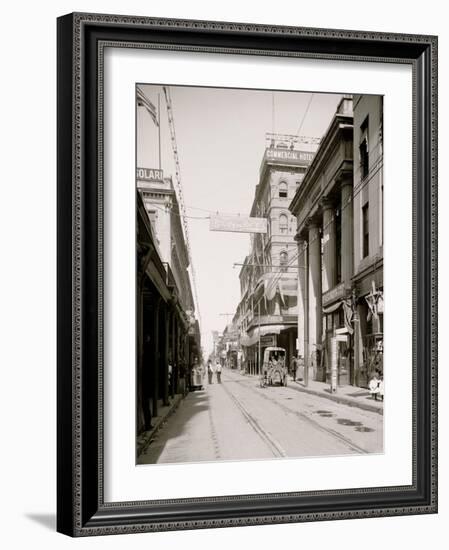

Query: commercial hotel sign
(266, 149), (314, 163)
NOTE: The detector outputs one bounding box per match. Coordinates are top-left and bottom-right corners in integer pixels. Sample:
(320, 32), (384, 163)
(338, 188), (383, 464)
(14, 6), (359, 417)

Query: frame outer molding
(57, 12), (438, 537)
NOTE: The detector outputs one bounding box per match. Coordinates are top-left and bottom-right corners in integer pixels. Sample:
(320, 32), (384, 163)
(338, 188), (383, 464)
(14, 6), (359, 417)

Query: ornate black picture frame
(57, 12), (437, 536)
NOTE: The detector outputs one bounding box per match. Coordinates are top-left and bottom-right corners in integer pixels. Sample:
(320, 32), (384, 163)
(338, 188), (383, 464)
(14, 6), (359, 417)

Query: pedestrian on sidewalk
(216, 361), (222, 383)
(178, 361), (186, 396)
(378, 373), (384, 401)
(168, 361), (173, 397)
(290, 354), (298, 382)
(368, 370), (381, 400)
(207, 360), (214, 384)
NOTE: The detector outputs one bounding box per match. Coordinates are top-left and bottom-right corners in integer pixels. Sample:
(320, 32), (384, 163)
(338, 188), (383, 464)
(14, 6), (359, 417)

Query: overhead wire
(155, 87), (382, 335)
(152, 149), (383, 332)
(295, 93), (314, 136)
(245, 155), (384, 319)
(162, 86), (202, 327)
(148, 203), (210, 220)
(180, 130), (383, 218)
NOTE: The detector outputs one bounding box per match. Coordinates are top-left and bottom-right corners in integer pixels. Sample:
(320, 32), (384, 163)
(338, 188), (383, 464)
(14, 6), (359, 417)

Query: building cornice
(289, 113), (353, 216)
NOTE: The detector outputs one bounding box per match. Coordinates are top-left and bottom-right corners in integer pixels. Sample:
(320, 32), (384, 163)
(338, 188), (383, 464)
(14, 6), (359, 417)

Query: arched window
(279, 213), (288, 234)
(280, 250), (288, 271)
(279, 181), (288, 198)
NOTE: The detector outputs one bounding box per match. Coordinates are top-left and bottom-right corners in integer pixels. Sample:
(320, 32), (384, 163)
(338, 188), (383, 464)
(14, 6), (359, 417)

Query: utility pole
(163, 86), (202, 328)
(258, 301), (261, 376)
(157, 92), (161, 170)
(219, 313), (234, 325)
(304, 238), (309, 387)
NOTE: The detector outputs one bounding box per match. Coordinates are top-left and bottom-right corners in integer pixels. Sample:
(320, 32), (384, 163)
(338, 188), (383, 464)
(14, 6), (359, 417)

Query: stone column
(185, 332), (189, 379)
(321, 197), (336, 293)
(171, 313), (177, 396)
(162, 306), (170, 406)
(296, 238), (307, 360)
(136, 278), (144, 434)
(308, 221), (322, 382)
(341, 179), (354, 286)
(152, 297), (161, 418)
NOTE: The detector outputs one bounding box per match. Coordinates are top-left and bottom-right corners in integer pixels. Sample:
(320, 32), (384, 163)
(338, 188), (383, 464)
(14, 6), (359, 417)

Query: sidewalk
(234, 369), (383, 415)
(290, 378), (384, 415)
(136, 393), (184, 457)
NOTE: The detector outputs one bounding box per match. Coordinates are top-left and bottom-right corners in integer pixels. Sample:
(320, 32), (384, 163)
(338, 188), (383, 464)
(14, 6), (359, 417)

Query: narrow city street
(138, 368), (383, 465)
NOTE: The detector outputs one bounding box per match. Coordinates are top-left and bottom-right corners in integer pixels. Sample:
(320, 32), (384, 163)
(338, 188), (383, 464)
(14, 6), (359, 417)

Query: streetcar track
(208, 406), (221, 459)
(228, 376), (369, 455)
(220, 380), (287, 458)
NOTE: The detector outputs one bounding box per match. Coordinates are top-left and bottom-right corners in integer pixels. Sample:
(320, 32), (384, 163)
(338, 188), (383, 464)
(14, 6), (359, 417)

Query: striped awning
(262, 272), (298, 301)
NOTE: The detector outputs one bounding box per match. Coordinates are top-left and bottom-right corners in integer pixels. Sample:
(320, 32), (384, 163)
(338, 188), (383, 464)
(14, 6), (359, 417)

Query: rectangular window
(279, 182), (288, 198)
(338, 308), (345, 328)
(335, 204), (342, 283)
(366, 316), (373, 336)
(379, 313), (384, 333)
(359, 116), (369, 179)
(279, 214), (288, 234)
(362, 202), (369, 258)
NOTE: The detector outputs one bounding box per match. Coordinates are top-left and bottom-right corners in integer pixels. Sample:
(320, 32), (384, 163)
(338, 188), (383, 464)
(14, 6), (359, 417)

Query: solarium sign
(136, 167), (164, 182)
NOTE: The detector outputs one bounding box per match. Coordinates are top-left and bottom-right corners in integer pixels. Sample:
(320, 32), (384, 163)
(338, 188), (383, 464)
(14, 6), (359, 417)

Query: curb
(137, 393), (185, 457)
(290, 382), (384, 415)
(230, 370), (383, 416)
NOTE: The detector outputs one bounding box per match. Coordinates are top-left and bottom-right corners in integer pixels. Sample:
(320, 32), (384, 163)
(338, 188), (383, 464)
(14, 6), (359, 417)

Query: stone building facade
(289, 94), (384, 388)
(352, 94), (384, 387)
(136, 89), (201, 436)
(290, 96), (354, 386)
(236, 135), (317, 374)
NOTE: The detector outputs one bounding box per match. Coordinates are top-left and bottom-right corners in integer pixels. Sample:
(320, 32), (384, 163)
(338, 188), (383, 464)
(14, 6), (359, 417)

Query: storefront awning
(323, 299), (354, 335)
(240, 324), (289, 347)
(323, 301), (342, 314)
(261, 272), (298, 301)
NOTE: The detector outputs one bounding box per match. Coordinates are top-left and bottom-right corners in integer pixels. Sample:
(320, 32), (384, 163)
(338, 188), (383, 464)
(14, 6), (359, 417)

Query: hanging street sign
(210, 214), (267, 234)
(260, 335), (276, 347)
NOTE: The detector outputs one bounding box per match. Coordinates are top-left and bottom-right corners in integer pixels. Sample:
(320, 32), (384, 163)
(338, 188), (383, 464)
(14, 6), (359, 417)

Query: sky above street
(138, 84), (343, 356)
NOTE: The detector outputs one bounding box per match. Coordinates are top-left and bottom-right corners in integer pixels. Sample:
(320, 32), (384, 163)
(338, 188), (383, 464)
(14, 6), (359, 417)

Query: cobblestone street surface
(138, 368), (383, 464)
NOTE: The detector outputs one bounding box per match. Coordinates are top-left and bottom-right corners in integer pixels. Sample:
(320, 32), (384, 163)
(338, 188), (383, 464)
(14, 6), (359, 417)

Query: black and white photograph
(136, 85), (384, 465)
(0, 0), (441, 545)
